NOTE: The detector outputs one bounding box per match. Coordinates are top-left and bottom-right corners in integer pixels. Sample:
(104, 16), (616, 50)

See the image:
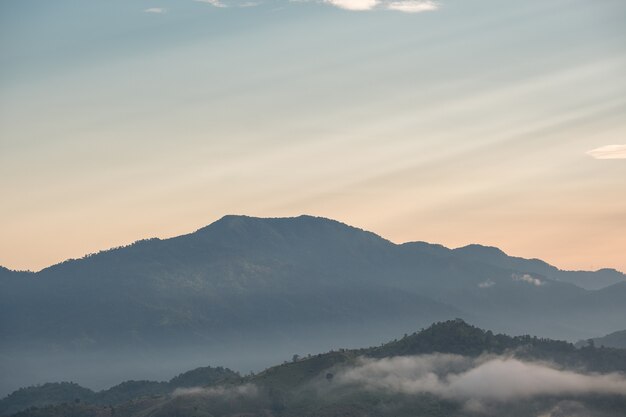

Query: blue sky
(1, 0), (625, 271)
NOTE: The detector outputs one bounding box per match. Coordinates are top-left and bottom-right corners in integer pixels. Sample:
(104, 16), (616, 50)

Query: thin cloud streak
(325, 0), (379, 11)
(144, 8), (166, 13)
(387, 0), (438, 13)
(195, 0), (228, 8)
(192, 0), (438, 12)
(173, 384), (258, 398)
(325, 0), (438, 12)
(587, 145), (626, 160)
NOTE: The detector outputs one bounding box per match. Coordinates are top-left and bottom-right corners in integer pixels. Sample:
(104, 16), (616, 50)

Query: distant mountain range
(1, 215), (624, 396)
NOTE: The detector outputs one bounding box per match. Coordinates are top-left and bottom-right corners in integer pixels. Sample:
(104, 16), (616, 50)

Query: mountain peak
(211, 214), (351, 227)
(373, 319), (498, 357)
(421, 318), (479, 337)
(596, 267), (625, 275)
(199, 214), (343, 231)
(454, 244), (507, 257)
(192, 214), (388, 247)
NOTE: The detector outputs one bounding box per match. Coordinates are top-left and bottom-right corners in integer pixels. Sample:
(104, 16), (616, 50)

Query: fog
(0, 346), (270, 397)
(0, 318), (437, 397)
(334, 354), (626, 401)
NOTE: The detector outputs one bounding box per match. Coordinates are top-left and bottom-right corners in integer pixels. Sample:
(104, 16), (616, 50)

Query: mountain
(580, 329), (626, 349)
(452, 244), (625, 290)
(1, 215), (624, 396)
(5, 320), (626, 417)
(0, 366), (239, 416)
(0, 383), (95, 416)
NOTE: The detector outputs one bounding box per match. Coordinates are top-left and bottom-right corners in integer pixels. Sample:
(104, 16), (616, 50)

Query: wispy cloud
(325, 0), (438, 12)
(195, 0), (228, 8)
(173, 384), (258, 398)
(478, 280), (495, 288)
(587, 144), (626, 160)
(512, 273), (544, 286)
(387, 0), (438, 13)
(325, 0), (379, 11)
(144, 7), (166, 13)
(194, 0), (261, 8)
(194, 0), (438, 12)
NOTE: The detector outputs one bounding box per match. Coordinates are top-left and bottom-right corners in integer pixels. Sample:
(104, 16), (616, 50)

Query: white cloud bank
(335, 354), (626, 402)
(587, 144), (626, 160)
(144, 7), (166, 13)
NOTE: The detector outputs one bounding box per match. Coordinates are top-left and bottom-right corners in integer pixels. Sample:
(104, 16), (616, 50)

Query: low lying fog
(335, 353), (626, 401)
(172, 353), (626, 416)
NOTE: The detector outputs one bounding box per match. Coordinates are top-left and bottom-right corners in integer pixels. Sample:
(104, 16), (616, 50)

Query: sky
(0, 0), (625, 272)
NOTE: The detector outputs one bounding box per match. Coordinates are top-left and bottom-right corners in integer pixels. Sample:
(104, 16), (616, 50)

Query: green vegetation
(0, 383), (94, 416)
(0, 367), (239, 416)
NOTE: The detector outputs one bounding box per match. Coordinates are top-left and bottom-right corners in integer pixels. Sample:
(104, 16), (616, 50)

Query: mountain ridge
(1, 215), (622, 279)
